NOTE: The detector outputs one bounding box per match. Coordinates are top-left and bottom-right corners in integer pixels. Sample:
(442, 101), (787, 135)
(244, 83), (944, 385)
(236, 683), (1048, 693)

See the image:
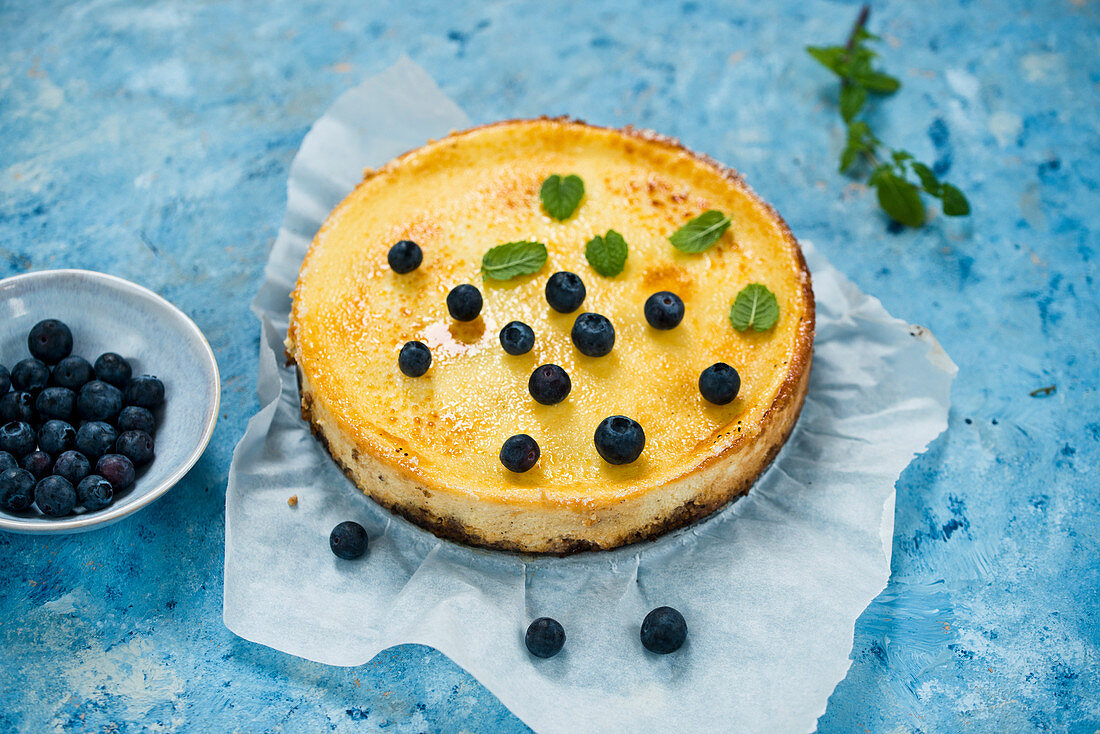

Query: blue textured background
(1, 0), (1097, 731)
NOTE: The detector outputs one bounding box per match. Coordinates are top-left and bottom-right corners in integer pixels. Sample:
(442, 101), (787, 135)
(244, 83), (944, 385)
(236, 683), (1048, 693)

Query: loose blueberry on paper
(0, 319), (165, 519)
(640, 606), (688, 654)
(329, 520), (369, 560)
(525, 617), (566, 658)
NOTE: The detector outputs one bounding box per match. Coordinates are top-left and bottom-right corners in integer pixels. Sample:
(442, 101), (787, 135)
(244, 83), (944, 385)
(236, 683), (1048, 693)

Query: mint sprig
(807, 5), (970, 226)
(585, 230), (628, 277)
(481, 241), (548, 281)
(669, 210), (731, 253)
(730, 284), (780, 332)
(540, 174), (585, 221)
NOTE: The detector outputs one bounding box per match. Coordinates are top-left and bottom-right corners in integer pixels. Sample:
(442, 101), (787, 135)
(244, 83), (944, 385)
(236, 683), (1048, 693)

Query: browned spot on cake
(642, 263), (694, 293)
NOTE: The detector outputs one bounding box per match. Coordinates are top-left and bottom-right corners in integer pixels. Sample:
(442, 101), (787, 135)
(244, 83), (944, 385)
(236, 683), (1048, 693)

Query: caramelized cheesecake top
(289, 119), (813, 508)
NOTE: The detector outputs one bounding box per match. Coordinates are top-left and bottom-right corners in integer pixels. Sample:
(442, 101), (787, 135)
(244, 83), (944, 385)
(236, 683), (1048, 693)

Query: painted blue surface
(0, 0), (1097, 730)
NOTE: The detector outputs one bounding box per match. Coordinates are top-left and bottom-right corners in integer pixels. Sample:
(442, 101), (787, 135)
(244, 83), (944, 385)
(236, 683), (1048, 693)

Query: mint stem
(840, 5), (871, 91)
(845, 5), (871, 53)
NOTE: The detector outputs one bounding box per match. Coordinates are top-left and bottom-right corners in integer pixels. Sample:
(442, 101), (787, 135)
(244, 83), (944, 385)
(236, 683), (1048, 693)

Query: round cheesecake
(287, 118), (814, 554)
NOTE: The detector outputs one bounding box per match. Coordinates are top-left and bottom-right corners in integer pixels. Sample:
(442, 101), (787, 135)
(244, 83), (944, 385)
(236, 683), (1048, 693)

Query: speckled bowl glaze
(0, 270), (219, 534)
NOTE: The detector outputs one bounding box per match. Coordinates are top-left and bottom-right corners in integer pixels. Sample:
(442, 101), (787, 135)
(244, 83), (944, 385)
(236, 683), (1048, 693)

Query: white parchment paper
(224, 58), (956, 734)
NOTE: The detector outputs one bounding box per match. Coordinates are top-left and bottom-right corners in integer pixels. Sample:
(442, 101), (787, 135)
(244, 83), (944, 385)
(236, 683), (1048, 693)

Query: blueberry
(124, 375), (164, 409)
(96, 454), (135, 491)
(21, 450), (53, 481)
(500, 434), (540, 473)
(387, 239), (423, 274)
(398, 341), (432, 378)
(79, 380), (123, 421)
(75, 421), (117, 460)
(644, 291), (685, 330)
(446, 284), (483, 321)
(499, 321), (535, 356)
(117, 406), (156, 435)
(0, 364), (9, 395)
(525, 617), (566, 658)
(329, 520), (368, 560)
(38, 420), (76, 455)
(528, 364), (571, 405)
(0, 421), (36, 457)
(93, 353), (132, 388)
(0, 468), (36, 512)
(77, 474), (114, 511)
(11, 358), (49, 394)
(52, 355), (94, 390)
(28, 319), (73, 364)
(545, 271), (586, 314)
(116, 430), (155, 467)
(0, 391), (36, 424)
(640, 606), (688, 654)
(570, 313), (616, 357)
(53, 450), (91, 485)
(35, 386), (75, 421)
(698, 362), (741, 405)
(35, 475), (76, 517)
(0, 451), (17, 473)
(594, 415), (645, 465)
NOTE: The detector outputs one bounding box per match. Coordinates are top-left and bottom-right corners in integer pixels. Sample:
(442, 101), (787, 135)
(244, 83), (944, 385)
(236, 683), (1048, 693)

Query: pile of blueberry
(0, 319), (164, 518)
(390, 240), (743, 474)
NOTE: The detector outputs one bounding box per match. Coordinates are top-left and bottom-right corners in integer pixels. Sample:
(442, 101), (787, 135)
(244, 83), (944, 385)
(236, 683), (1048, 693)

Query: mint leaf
(540, 174), (584, 220)
(481, 241), (548, 280)
(806, 45), (847, 76)
(669, 210), (731, 253)
(872, 167), (925, 227)
(585, 229), (628, 277)
(840, 84), (866, 122)
(840, 121), (875, 172)
(910, 162), (942, 196)
(854, 70), (900, 93)
(940, 183), (971, 216)
(729, 284), (780, 332)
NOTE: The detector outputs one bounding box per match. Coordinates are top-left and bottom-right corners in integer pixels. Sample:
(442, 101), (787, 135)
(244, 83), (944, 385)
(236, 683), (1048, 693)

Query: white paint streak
(988, 111), (1021, 148)
(37, 78), (65, 110)
(128, 59), (194, 98)
(40, 588), (93, 615)
(1, 159), (54, 196)
(946, 69), (980, 101)
(1020, 52), (1065, 83)
(52, 636), (187, 731)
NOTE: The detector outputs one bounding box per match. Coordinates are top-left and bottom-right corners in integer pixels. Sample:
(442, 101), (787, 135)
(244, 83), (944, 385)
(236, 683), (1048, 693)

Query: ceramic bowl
(0, 270), (219, 533)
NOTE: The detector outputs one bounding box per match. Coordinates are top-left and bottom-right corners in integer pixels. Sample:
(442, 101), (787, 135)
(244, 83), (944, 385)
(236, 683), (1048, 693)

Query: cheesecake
(287, 118), (814, 554)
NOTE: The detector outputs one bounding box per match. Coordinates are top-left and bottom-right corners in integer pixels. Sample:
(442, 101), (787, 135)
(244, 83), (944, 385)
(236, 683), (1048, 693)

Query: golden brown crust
(288, 118), (815, 554)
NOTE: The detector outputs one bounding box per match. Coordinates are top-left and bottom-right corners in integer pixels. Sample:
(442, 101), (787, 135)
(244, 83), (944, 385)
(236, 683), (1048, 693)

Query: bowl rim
(0, 269), (221, 534)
